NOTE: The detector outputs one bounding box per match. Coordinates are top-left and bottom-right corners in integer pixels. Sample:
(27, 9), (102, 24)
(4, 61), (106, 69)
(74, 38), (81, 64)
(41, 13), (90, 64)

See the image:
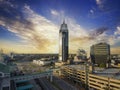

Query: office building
(59, 20), (69, 62)
(90, 43), (110, 67)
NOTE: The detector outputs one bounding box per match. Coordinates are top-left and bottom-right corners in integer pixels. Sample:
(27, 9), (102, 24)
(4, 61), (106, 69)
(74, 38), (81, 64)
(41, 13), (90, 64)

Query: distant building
(90, 43), (110, 67)
(0, 49), (4, 63)
(33, 58), (56, 66)
(9, 52), (14, 60)
(111, 54), (120, 65)
(76, 49), (87, 60)
(73, 49), (87, 64)
(59, 20), (69, 62)
(0, 49), (11, 64)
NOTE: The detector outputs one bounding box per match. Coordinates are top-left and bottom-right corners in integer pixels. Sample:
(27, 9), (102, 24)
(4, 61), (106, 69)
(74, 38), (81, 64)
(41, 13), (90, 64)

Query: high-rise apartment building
(59, 21), (69, 62)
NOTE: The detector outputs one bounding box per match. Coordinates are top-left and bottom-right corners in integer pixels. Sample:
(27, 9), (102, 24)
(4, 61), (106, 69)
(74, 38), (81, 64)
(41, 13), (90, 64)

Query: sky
(0, 0), (120, 54)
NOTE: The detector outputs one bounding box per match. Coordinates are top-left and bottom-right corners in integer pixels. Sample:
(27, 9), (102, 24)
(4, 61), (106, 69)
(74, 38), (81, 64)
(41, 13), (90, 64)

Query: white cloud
(0, 5), (91, 53)
(96, 0), (103, 5)
(66, 18), (88, 38)
(1, 4), (120, 54)
(51, 9), (59, 16)
(114, 26), (120, 35)
(0, 5), (59, 53)
(95, 0), (106, 10)
(90, 9), (94, 14)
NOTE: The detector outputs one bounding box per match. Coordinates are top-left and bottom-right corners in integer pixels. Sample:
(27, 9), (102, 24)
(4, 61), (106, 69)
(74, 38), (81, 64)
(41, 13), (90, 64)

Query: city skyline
(0, 0), (120, 54)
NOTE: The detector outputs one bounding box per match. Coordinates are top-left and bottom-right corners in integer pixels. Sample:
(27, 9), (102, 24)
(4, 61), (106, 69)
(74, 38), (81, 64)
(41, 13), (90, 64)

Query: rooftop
(94, 68), (120, 79)
(64, 65), (85, 71)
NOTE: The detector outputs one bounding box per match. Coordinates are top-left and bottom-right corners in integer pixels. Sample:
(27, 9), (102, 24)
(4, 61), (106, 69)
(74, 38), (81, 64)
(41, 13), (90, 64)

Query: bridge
(11, 70), (53, 82)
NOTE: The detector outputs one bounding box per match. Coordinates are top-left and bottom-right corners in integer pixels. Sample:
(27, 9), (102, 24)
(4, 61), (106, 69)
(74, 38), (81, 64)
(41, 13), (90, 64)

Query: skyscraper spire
(63, 19), (65, 24)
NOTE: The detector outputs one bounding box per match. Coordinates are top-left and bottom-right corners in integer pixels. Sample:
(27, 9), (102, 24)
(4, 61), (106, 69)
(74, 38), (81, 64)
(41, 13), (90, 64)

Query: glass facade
(59, 21), (69, 62)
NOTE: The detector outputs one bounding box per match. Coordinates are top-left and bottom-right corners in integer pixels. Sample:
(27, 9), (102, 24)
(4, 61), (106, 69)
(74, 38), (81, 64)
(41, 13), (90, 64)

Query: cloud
(50, 9), (98, 52)
(62, 18), (110, 53)
(96, 0), (106, 9)
(67, 18), (88, 37)
(95, 0), (111, 12)
(51, 9), (59, 16)
(90, 9), (94, 14)
(64, 18), (89, 52)
(89, 27), (108, 38)
(0, 2), (91, 53)
(88, 8), (96, 18)
(68, 24), (120, 54)
(95, 0), (119, 12)
(0, 1), (59, 53)
(114, 26), (120, 35)
(70, 26), (108, 43)
(96, 0), (103, 5)
(0, 0), (120, 54)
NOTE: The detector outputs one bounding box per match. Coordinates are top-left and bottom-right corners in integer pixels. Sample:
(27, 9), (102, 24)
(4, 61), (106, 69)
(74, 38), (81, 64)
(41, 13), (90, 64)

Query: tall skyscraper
(90, 43), (110, 67)
(59, 20), (69, 62)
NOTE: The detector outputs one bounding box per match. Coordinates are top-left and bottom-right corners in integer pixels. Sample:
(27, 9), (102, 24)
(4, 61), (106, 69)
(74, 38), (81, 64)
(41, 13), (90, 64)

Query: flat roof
(94, 68), (120, 79)
(65, 65), (85, 71)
